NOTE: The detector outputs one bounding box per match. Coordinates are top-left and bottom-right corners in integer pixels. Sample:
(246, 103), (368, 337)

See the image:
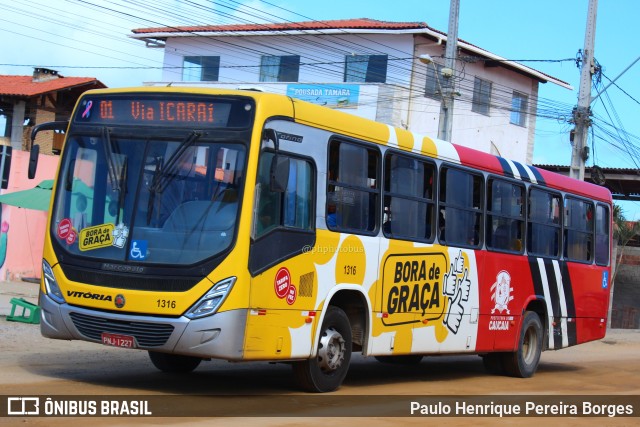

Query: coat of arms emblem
(491, 270), (513, 314)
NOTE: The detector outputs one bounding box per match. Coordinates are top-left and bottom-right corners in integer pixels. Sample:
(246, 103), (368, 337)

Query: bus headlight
(43, 259), (65, 304)
(185, 277), (236, 319)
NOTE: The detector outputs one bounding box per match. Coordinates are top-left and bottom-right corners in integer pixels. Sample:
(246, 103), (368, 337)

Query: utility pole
(438, 0), (460, 142)
(570, 0), (598, 180)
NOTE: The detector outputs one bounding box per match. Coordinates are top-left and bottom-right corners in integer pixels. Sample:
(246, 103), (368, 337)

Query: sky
(1, 0), (639, 219)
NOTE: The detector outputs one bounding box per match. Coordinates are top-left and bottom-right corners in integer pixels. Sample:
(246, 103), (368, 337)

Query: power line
(601, 72), (640, 107)
(2, 0), (639, 169)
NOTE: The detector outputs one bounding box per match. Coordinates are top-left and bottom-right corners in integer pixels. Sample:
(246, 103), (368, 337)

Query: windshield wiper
(146, 131), (202, 225)
(149, 131), (202, 194)
(102, 127), (120, 191)
(103, 127), (128, 223)
(116, 159), (127, 224)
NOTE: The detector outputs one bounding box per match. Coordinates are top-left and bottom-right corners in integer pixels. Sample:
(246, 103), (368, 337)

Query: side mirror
(28, 144), (39, 180)
(30, 121), (68, 143)
(263, 128), (278, 147)
(29, 121), (68, 179)
(0, 146), (11, 189)
(269, 155), (290, 193)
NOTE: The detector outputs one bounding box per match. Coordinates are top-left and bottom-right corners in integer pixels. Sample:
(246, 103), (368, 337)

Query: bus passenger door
(245, 150), (318, 360)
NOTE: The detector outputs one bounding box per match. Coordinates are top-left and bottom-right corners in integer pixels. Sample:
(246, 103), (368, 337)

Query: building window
(183, 56), (220, 81)
(327, 140), (380, 234)
(424, 63), (444, 99)
(472, 77), (492, 116)
(259, 55), (300, 82)
(510, 91), (528, 127)
(344, 55), (388, 83)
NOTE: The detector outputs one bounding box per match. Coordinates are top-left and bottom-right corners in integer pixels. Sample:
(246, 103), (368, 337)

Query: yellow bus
(34, 87), (612, 392)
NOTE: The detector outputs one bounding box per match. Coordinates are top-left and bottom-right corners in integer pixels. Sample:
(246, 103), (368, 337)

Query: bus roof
(290, 95), (612, 204)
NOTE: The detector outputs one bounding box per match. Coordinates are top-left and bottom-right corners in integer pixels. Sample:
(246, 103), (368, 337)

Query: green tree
(612, 204), (640, 283)
(609, 204), (640, 329)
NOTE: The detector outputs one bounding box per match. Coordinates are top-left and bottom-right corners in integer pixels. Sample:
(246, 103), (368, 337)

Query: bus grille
(69, 312), (174, 347)
(61, 264), (201, 292)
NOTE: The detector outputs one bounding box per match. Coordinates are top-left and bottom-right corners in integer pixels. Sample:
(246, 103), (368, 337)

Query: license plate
(101, 332), (136, 348)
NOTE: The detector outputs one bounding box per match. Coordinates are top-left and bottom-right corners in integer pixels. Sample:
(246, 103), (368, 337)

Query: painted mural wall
(0, 150), (59, 281)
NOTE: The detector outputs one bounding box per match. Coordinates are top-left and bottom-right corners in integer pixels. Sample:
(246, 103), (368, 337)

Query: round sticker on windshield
(57, 218), (72, 240)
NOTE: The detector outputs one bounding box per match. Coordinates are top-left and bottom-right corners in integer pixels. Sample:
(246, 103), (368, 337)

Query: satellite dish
(591, 165), (606, 185)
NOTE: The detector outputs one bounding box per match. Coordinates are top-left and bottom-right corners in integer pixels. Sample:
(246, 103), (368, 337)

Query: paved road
(0, 280), (39, 317)
(0, 308), (638, 426)
(0, 281), (638, 425)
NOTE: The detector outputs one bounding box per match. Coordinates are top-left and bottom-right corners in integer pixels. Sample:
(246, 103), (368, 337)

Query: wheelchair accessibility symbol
(130, 240), (147, 260)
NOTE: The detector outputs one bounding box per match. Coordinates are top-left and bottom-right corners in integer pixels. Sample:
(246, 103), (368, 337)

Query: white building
(131, 18), (571, 163)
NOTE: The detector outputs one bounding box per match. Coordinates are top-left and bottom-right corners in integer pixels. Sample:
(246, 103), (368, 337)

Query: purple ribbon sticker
(82, 100), (93, 118)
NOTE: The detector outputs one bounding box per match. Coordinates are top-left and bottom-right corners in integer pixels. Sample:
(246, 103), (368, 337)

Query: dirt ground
(0, 319), (638, 426)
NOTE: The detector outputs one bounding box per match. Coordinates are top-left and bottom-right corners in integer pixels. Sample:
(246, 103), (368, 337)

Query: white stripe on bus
(536, 258), (555, 349)
(433, 138), (460, 164)
(504, 158), (521, 180)
(552, 260), (569, 348)
(387, 124), (398, 146)
(521, 164), (538, 184)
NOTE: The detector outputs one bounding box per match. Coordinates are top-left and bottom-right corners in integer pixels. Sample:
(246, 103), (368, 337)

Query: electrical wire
(0, 0), (638, 170)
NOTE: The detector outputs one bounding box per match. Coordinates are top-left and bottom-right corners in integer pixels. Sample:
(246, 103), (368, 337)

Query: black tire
(292, 306), (352, 392)
(148, 351), (202, 373)
(481, 353), (506, 375)
(503, 311), (543, 378)
(374, 355), (423, 365)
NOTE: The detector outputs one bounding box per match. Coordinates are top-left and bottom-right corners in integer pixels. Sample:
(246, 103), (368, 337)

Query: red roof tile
(132, 18), (428, 34)
(0, 75), (105, 97)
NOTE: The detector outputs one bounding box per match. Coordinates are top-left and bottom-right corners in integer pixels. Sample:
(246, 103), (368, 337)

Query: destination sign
(74, 95), (254, 128)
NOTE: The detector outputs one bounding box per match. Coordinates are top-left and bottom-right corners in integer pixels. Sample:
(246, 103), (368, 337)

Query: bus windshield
(51, 129), (247, 265)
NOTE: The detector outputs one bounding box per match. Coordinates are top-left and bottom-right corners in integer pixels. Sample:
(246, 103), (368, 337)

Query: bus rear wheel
(148, 351), (202, 373)
(292, 306), (352, 392)
(503, 311), (543, 378)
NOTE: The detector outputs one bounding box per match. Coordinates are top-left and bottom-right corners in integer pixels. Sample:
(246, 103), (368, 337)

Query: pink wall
(0, 150), (59, 281)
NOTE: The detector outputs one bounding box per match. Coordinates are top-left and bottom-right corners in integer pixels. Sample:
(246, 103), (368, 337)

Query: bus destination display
(74, 95), (251, 127)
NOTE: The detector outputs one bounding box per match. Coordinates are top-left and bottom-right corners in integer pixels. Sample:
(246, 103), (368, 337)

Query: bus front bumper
(38, 291), (247, 360)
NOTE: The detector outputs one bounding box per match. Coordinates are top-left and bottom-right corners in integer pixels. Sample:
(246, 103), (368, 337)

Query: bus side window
(564, 197), (594, 262)
(486, 178), (524, 252)
(383, 152), (435, 242)
(326, 140), (379, 234)
(594, 204), (610, 266)
(253, 151), (313, 239)
(527, 188), (561, 258)
(439, 166), (483, 247)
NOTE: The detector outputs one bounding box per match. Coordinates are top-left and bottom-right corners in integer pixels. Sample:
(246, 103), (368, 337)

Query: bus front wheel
(292, 306), (352, 392)
(148, 351), (202, 373)
(503, 311), (543, 378)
